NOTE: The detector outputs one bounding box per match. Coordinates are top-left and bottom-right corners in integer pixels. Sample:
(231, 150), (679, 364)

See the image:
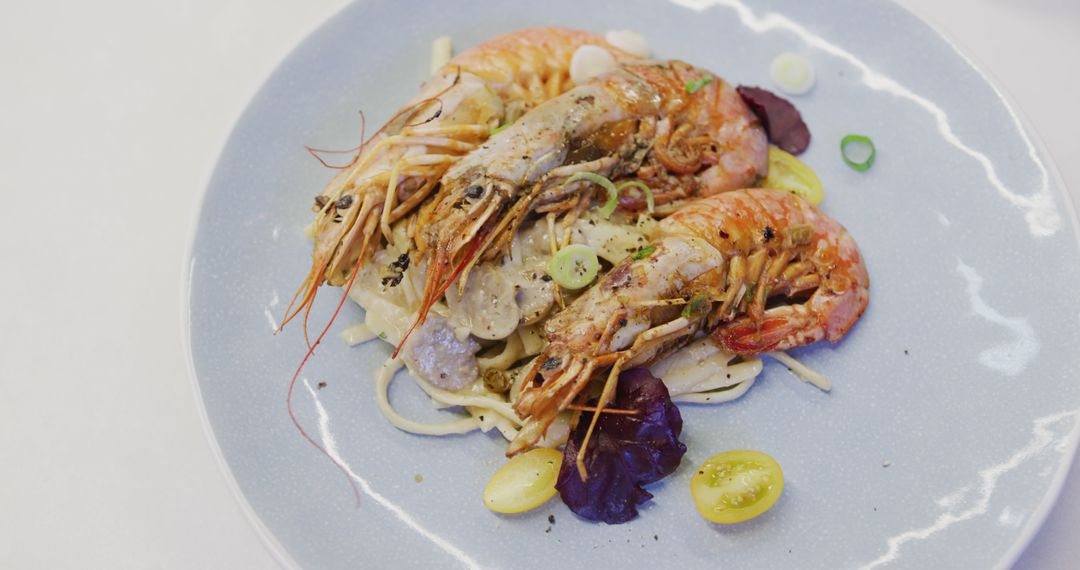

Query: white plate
(185, 0), (1080, 567)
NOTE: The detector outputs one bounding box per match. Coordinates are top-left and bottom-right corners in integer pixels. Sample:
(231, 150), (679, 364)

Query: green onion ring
(615, 180), (655, 213)
(566, 172), (619, 219)
(547, 244), (600, 290)
(840, 134), (876, 172)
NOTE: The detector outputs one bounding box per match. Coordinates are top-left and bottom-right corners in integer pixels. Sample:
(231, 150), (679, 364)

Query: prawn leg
(508, 188), (869, 455)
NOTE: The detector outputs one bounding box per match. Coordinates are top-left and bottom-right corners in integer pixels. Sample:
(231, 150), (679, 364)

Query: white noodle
(768, 351), (832, 391)
(341, 209), (839, 446)
(673, 376), (757, 404)
(340, 322), (376, 346)
(687, 359), (763, 393)
(410, 373), (522, 426)
(374, 358), (480, 435)
(650, 337), (763, 399)
(476, 334), (524, 372)
(517, 324), (546, 356)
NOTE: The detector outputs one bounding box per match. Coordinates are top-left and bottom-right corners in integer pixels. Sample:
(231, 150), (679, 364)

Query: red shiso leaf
(555, 367), (686, 524)
(737, 85), (811, 155)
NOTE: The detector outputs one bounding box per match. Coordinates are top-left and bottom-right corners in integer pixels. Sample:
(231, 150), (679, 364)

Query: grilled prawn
(409, 60), (768, 338)
(508, 188), (869, 455)
(281, 27), (635, 333)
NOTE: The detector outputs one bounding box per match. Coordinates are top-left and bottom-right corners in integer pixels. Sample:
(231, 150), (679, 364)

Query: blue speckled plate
(184, 0), (1080, 567)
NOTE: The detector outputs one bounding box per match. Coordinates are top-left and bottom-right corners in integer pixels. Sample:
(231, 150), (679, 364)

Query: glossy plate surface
(185, 0), (1080, 567)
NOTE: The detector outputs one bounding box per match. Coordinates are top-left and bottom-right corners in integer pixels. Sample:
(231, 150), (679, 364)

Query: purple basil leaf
(737, 85), (811, 155)
(556, 368), (686, 524)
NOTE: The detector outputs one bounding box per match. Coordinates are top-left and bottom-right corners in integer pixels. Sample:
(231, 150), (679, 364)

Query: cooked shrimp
(443, 26), (637, 116)
(508, 189), (869, 457)
(407, 60), (767, 343)
(280, 27), (635, 337)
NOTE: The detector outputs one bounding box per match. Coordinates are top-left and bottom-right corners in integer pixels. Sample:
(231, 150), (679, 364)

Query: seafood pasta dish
(280, 27), (869, 524)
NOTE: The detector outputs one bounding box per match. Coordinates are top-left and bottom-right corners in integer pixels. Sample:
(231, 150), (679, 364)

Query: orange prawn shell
(442, 27), (639, 105)
(623, 60), (769, 195)
(663, 188), (870, 342)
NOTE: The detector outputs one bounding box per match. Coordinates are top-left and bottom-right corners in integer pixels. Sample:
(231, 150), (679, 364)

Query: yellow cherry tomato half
(690, 450), (785, 524)
(762, 146), (824, 205)
(483, 448), (563, 514)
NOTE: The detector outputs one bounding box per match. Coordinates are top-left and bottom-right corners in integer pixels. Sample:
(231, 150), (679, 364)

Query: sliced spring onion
(615, 180), (654, 213)
(565, 172), (619, 219)
(631, 245), (657, 260)
(769, 52), (815, 95)
(741, 284), (756, 306)
(570, 45), (617, 84)
(681, 292), (711, 319)
(762, 146), (824, 205)
(548, 244), (600, 290)
(604, 29), (651, 58)
(686, 76), (714, 94)
(490, 124), (509, 136)
(840, 134), (876, 172)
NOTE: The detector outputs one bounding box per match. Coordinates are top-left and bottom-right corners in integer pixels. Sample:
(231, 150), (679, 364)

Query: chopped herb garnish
(742, 284), (756, 305)
(490, 123), (509, 136)
(685, 76), (714, 94)
(377, 331), (388, 340)
(681, 292), (710, 319)
(630, 245), (657, 260)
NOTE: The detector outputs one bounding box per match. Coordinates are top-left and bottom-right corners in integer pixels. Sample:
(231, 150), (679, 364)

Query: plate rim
(177, 2), (355, 567)
(179, 1), (1080, 567)
(888, 2), (1080, 565)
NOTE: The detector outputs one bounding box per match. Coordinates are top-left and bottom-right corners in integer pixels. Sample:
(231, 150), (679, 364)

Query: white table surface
(2, 1), (1077, 568)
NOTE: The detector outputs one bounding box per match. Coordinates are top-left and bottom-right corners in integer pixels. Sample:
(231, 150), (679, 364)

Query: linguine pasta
(341, 212), (828, 448)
